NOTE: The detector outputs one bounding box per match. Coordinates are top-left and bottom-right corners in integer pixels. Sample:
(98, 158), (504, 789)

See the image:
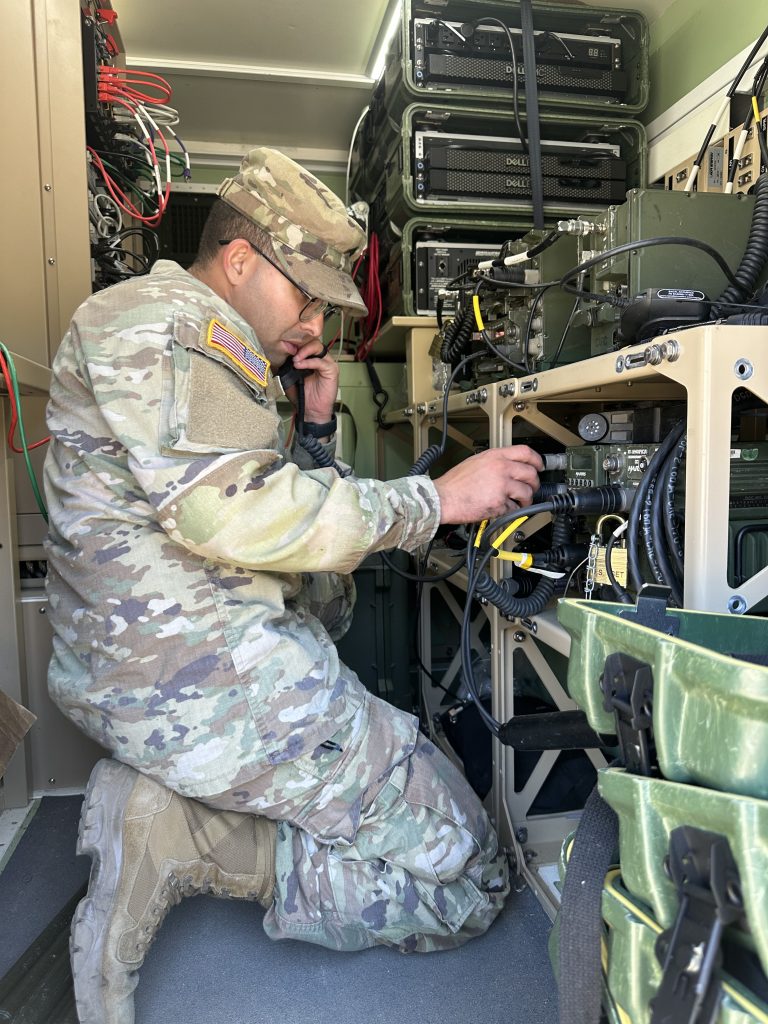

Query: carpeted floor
(0, 795), (558, 1024)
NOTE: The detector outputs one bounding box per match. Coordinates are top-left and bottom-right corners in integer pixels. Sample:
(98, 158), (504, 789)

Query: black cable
(641, 480), (664, 585)
(482, 486), (633, 552)
(440, 304), (475, 363)
(522, 284), (552, 373)
(605, 531), (632, 604)
(294, 378), (348, 476)
(712, 173), (768, 317)
(560, 237), (741, 306)
(549, 297), (580, 370)
(467, 18), (527, 155)
(662, 434), (686, 582)
(626, 422), (686, 593)
(481, 331), (527, 374)
(379, 548), (466, 583)
(690, 25), (768, 187)
(408, 351), (485, 477)
(519, 0), (544, 228)
(649, 461), (684, 607)
(474, 514), (571, 619)
(461, 545), (501, 736)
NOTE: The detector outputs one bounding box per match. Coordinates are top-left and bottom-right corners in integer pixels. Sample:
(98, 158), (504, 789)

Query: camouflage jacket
(43, 261), (440, 797)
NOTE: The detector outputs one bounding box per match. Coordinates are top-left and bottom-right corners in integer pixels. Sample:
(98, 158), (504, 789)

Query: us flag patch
(205, 319), (270, 387)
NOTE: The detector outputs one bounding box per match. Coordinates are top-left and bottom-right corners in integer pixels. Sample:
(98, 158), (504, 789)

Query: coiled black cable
(407, 351), (485, 478)
(440, 304), (475, 363)
(712, 173), (768, 317)
(295, 378), (348, 476)
(474, 514), (571, 618)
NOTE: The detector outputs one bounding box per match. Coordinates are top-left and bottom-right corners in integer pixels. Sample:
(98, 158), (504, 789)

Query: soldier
(44, 147), (543, 1024)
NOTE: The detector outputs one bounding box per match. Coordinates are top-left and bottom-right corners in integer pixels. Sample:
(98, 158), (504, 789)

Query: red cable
(0, 352), (50, 453)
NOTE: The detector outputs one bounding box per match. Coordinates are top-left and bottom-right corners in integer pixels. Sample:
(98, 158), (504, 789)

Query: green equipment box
(602, 871), (767, 1024)
(558, 598), (768, 799)
(600, 768), (768, 980)
(381, 103), (647, 227)
(380, 215), (534, 318)
(382, 0), (649, 117)
(581, 188), (763, 353)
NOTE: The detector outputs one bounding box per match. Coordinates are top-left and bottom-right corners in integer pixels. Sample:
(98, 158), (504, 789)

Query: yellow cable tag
(475, 520), (488, 547)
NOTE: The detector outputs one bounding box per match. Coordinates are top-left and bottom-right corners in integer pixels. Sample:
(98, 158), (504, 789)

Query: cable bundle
(0, 342), (49, 521)
(353, 233), (382, 361)
(89, 66), (189, 228)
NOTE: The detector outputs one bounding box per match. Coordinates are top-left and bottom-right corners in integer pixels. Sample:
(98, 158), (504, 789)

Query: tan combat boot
(70, 758), (276, 1024)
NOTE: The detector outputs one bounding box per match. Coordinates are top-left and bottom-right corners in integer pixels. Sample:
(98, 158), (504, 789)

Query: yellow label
(595, 547), (628, 586)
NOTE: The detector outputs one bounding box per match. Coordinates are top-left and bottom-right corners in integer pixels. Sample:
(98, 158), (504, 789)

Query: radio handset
(276, 355), (345, 475)
(275, 357), (308, 392)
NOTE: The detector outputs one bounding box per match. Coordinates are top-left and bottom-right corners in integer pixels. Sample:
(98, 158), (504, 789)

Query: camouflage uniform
(44, 152), (509, 953)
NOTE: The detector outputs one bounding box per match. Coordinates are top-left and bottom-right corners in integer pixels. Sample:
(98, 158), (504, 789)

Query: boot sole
(70, 758), (138, 1024)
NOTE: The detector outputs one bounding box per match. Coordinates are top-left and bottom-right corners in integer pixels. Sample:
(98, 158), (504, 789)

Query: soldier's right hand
(433, 445), (543, 525)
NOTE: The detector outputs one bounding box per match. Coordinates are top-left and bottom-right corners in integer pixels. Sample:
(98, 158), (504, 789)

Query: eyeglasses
(218, 239), (336, 322)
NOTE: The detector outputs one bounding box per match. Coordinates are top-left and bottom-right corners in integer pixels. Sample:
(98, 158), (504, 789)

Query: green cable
(0, 342), (49, 523)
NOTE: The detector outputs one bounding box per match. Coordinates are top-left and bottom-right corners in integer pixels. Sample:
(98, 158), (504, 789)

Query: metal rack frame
(391, 322), (768, 916)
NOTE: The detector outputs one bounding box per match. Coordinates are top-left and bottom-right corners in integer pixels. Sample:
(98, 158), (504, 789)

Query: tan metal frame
(394, 321), (768, 916)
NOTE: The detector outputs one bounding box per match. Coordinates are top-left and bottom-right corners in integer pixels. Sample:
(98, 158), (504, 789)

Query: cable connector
(483, 265), (541, 286)
(556, 218), (597, 237)
(560, 485), (634, 515)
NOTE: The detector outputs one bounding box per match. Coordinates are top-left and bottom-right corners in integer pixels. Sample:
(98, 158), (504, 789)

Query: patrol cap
(217, 147), (368, 317)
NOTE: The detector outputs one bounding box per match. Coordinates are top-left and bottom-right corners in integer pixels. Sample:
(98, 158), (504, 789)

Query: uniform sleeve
(57, 309), (440, 575)
(133, 448), (440, 574)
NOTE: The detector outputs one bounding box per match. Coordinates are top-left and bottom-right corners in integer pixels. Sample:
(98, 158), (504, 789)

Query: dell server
(412, 19), (627, 99)
(414, 241), (502, 315)
(414, 132), (627, 205)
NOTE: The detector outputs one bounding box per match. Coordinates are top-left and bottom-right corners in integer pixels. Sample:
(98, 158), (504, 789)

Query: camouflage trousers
(201, 690), (510, 952)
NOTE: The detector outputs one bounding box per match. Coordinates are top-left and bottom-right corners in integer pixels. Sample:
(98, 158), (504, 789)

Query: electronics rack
(349, 0), (649, 323)
(385, 0), (650, 116)
(81, 1), (189, 291)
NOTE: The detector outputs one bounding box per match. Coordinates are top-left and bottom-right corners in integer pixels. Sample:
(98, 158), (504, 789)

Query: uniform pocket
(164, 329), (282, 456)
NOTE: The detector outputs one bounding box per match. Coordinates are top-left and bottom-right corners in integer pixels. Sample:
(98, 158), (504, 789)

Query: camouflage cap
(217, 147), (368, 317)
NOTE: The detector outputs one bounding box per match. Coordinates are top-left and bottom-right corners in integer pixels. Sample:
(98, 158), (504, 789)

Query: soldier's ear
(220, 239), (254, 283)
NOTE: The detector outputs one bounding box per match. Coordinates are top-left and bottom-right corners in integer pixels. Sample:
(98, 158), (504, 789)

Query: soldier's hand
(287, 339), (340, 426)
(433, 445), (544, 525)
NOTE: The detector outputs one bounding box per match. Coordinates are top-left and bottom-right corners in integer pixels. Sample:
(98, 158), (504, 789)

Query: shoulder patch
(204, 318), (270, 387)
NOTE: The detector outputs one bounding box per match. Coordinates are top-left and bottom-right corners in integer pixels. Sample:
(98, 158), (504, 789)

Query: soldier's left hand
(291, 339), (339, 425)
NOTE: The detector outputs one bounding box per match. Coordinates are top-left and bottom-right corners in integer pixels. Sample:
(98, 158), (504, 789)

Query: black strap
(520, 0), (544, 230)
(558, 785), (619, 1024)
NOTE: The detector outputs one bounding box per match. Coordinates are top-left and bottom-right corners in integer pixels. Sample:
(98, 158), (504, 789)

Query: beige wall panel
(1, 1), (49, 366)
(33, 0), (92, 359)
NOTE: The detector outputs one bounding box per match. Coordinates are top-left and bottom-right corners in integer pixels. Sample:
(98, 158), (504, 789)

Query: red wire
(87, 146), (166, 227)
(0, 351), (50, 453)
(355, 232), (382, 361)
(98, 66), (172, 103)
